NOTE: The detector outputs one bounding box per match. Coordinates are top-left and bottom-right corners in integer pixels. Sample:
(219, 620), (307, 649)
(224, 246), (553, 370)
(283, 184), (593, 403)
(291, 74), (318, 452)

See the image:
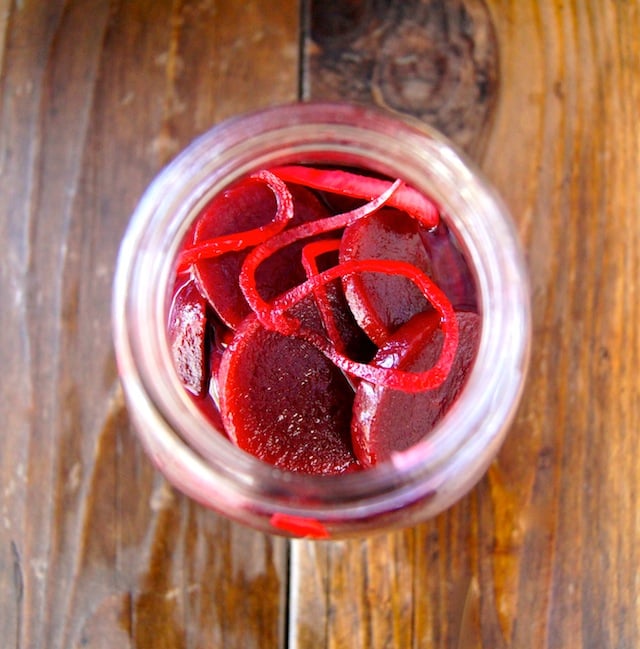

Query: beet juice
(113, 103), (530, 537)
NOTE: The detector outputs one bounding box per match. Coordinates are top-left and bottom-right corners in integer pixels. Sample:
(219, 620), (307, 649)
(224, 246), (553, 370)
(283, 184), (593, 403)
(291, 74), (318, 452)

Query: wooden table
(2, 1), (639, 647)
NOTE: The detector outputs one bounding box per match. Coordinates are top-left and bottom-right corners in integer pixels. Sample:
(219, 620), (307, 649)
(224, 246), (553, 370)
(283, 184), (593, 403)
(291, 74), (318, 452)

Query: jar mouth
(113, 102), (531, 525)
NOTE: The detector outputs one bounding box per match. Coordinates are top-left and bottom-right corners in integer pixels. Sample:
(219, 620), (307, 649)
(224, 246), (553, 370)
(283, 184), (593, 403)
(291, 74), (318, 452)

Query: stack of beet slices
(168, 167), (480, 475)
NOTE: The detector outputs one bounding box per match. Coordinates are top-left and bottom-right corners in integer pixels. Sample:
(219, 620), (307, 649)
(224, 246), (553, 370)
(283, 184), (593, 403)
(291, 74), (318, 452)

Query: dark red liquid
(168, 167), (480, 475)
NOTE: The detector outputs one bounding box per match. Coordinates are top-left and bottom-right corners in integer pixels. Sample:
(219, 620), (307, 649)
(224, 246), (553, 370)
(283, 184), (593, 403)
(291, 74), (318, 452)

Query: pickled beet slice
(168, 278), (209, 397)
(218, 307), (360, 475)
(340, 208), (436, 344)
(192, 179), (330, 328)
(179, 170), (294, 267)
(351, 310), (481, 467)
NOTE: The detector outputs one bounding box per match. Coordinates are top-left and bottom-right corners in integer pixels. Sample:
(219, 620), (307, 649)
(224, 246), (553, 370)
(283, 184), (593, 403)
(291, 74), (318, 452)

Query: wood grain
(303, 0), (499, 157)
(0, 1), (298, 647)
(293, 1), (640, 648)
(1, 1), (639, 648)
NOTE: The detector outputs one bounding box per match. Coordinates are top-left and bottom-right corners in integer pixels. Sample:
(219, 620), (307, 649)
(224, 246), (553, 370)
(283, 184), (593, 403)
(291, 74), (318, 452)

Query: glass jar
(112, 102), (531, 539)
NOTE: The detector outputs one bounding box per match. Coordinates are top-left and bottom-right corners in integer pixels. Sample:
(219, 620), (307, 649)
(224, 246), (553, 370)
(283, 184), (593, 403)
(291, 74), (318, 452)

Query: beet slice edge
(168, 277), (209, 397)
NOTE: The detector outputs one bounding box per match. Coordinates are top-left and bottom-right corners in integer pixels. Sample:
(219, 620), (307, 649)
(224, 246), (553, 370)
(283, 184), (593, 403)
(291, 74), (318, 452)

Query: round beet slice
(351, 310), (481, 467)
(218, 311), (361, 475)
(192, 179), (330, 329)
(339, 208), (435, 345)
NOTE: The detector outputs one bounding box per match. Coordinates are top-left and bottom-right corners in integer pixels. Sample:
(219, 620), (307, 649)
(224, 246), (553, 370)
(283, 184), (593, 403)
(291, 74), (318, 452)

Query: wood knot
(307, 0), (499, 155)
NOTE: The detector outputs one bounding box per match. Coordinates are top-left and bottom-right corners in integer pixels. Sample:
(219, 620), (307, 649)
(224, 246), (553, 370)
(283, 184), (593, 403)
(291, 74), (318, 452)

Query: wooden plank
(295, 1), (640, 647)
(3, 1), (639, 647)
(0, 1), (299, 647)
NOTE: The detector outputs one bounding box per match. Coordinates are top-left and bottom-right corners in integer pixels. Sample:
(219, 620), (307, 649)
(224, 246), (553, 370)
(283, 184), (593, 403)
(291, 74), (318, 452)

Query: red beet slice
(168, 277), (209, 397)
(192, 179), (330, 329)
(351, 310), (481, 467)
(218, 306), (361, 475)
(340, 208), (435, 345)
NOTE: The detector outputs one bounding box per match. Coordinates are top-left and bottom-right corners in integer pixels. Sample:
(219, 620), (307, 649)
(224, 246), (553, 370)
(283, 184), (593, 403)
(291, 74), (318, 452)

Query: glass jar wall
(112, 102), (531, 539)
